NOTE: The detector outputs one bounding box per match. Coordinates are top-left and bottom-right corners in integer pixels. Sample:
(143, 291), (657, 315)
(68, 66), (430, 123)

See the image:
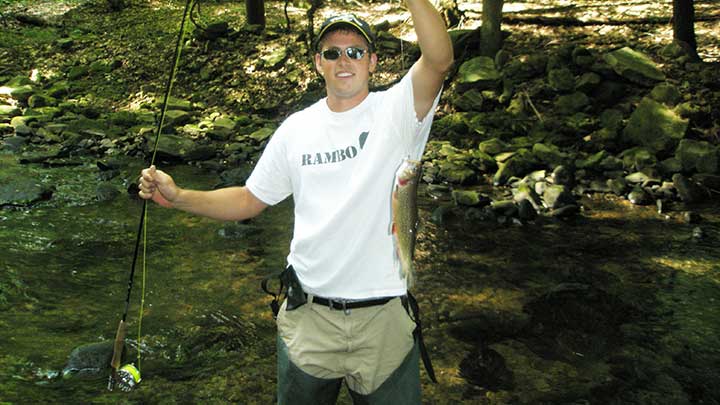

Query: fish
(62, 340), (121, 380)
(391, 158), (422, 289)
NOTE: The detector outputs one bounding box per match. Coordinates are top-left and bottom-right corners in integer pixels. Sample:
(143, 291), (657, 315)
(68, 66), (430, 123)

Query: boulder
(555, 92), (589, 114)
(452, 88), (484, 112)
(452, 190), (481, 206)
(478, 138), (511, 155)
(623, 97), (688, 152)
(0, 104), (22, 118)
(604, 47), (665, 86)
(575, 72), (601, 93)
(547, 68), (575, 92)
(163, 110), (192, 127)
(543, 185), (574, 209)
(675, 139), (718, 174)
(493, 149), (536, 186)
(620, 147), (657, 171)
(147, 133), (214, 161)
(457, 56), (501, 90)
(0, 177), (54, 207)
(650, 83), (681, 106)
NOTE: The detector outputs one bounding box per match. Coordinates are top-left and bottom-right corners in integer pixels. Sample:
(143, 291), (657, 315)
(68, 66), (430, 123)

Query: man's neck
(325, 90), (370, 113)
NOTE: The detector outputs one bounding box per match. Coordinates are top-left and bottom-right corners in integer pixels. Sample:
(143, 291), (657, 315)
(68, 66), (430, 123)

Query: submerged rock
(0, 177), (54, 207)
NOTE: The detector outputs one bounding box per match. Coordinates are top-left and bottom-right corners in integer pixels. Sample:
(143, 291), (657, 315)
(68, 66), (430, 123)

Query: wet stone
(627, 186), (652, 205)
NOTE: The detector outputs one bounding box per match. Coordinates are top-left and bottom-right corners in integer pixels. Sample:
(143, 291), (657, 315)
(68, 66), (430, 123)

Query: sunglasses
(320, 46), (367, 61)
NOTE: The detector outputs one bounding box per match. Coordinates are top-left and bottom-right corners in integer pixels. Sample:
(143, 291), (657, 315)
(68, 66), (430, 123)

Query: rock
(0, 177), (54, 207)
(67, 65), (89, 80)
(96, 182), (121, 202)
(599, 109), (624, 131)
(157, 96), (193, 111)
(692, 174), (720, 192)
(0, 104), (22, 118)
(627, 186), (652, 205)
(147, 133), (214, 161)
(207, 116), (237, 141)
(517, 198), (537, 220)
(452, 190), (481, 206)
(439, 161), (477, 184)
(432, 113), (469, 137)
(550, 204), (579, 218)
(261, 47), (288, 69)
(604, 47), (665, 86)
(623, 97), (688, 153)
(572, 46), (595, 67)
(551, 165), (574, 187)
(457, 56), (501, 90)
(543, 185), (574, 209)
(547, 68), (575, 92)
(3, 84), (34, 103)
(576, 151), (607, 171)
(683, 211), (702, 224)
(490, 200), (518, 217)
(658, 156), (683, 176)
(452, 88), (484, 112)
(555, 91), (589, 114)
(625, 171), (660, 187)
(532, 143), (567, 167)
(513, 181), (542, 211)
(47, 81), (70, 98)
(607, 177), (628, 195)
(592, 80), (626, 105)
(216, 166), (253, 188)
(493, 149), (536, 186)
(622, 150), (655, 175)
(503, 53), (548, 80)
(675, 139), (718, 174)
(27, 94), (56, 108)
(650, 83), (682, 106)
(163, 110), (192, 127)
(672, 173), (705, 203)
(575, 72), (601, 93)
(248, 127), (274, 143)
(659, 41), (691, 60)
(2, 136), (27, 151)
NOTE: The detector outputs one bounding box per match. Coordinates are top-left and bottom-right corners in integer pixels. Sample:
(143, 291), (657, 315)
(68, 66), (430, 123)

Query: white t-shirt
(246, 67), (440, 299)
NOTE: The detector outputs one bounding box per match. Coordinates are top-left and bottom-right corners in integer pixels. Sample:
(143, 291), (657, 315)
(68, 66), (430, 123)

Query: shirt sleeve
(383, 63), (443, 159)
(245, 125), (292, 206)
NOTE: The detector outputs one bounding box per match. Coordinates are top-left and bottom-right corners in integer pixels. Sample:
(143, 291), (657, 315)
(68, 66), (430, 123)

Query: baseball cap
(314, 14), (376, 52)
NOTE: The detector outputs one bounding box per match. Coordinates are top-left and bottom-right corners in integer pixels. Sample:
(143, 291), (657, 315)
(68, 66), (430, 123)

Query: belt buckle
(328, 298), (351, 315)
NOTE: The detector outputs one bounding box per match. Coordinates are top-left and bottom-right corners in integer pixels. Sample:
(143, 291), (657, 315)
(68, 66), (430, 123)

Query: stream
(1, 153), (719, 403)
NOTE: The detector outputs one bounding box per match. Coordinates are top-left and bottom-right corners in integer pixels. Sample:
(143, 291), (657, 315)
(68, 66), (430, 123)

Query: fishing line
(110, 0), (195, 391)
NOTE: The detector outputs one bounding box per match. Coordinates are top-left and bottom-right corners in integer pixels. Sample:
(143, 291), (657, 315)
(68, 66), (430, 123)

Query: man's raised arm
(406, 0), (454, 120)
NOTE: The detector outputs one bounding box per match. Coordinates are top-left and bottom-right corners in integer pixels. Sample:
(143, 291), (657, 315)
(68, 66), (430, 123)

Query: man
(139, 1), (452, 403)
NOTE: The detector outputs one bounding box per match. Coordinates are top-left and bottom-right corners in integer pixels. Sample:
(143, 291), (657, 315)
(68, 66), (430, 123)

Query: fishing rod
(108, 0), (196, 392)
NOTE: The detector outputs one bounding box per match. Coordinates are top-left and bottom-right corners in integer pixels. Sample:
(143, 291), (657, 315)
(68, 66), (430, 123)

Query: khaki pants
(276, 296), (417, 396)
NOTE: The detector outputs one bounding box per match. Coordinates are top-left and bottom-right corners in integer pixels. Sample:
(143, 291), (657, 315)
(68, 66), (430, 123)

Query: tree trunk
(480, 0), (504, 58)
(246, 0), (266, 28)
(673, 0), (700, 61)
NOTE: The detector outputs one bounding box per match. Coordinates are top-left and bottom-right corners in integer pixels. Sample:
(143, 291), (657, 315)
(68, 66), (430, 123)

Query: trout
(391, 158), (422, 288)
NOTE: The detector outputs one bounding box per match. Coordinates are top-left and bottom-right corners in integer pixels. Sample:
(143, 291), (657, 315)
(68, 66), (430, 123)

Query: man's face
(314, 30), (377, 108)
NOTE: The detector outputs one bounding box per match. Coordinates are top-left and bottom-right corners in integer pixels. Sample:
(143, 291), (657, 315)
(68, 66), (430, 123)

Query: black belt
(307, 294), (395, 310)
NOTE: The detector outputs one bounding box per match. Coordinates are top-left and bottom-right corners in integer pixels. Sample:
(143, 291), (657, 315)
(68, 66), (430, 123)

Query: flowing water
(1, 153), (719, 403)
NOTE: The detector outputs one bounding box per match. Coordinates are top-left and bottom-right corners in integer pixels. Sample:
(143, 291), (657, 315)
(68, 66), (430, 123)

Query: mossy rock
(457, 56), (501, 90)
(623, 97), (688, 152)
(604, 47), (665, 86)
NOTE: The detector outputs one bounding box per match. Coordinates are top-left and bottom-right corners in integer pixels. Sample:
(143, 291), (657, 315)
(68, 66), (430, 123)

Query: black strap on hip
(403, 292), (437, 383)
(261, 267), (288, 318)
